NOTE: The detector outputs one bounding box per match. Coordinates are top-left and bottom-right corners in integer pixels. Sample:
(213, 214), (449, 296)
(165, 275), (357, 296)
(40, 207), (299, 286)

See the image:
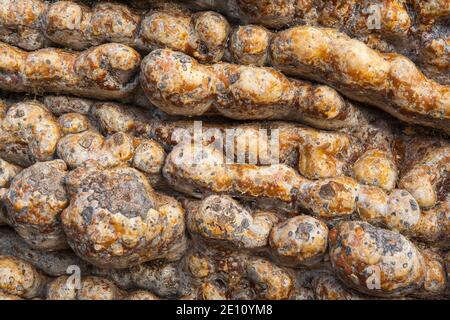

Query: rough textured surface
(163, 141), (421, 234)
(58, 113), (91, 135)
(140, 48), (364, 131)
(132, 137), (167, 186)
(1, 0), (447, 86)
(329, 221), (425, 297)
(269, 215), (328, 267)
(125, 290), (160, 300)
(0, 158), (21, 188)
(227, 24), (272, 66)
(57, 130), (135, 169)
(0, 291), (22, 300)
(4, 160), (68, 251)
(46, 275), (123, 300)
(181, 0), (310, 28)
(137, 4), (230, 62)
(185, 244), (295, 300)
(0, 189), (7, 226)
(43, 95), (93, 116)
(61, 165), (186, 268)
(140, 50), (400, 189)
(88, 110), (358, 180)
(399, 143), (449, 209)
(0, 41), (140, 100)
(186, 195), (278, 249)
(0, 2), (448, 301)
(0, 0), (49, 51)
(311, 271), (365, 300)
(0, 100), (61, 167)
(145, 115), (395, 185)
(0, 255), (47, 299)
(353, 149), (397, 191)
(37, 94), (398, 194)
(394, 132), (450, 247)
(129, 261), (190, 297)
(412, 249), (447, 298)
(56, 127), (166, 186)
(42, 1), (141, 51)
(93, 260), (191, 298)
(182, 0), (449, 85)
(1, 0), (230, 63)
(0, 227), (90, 276)
(269, 26), (450, 133)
